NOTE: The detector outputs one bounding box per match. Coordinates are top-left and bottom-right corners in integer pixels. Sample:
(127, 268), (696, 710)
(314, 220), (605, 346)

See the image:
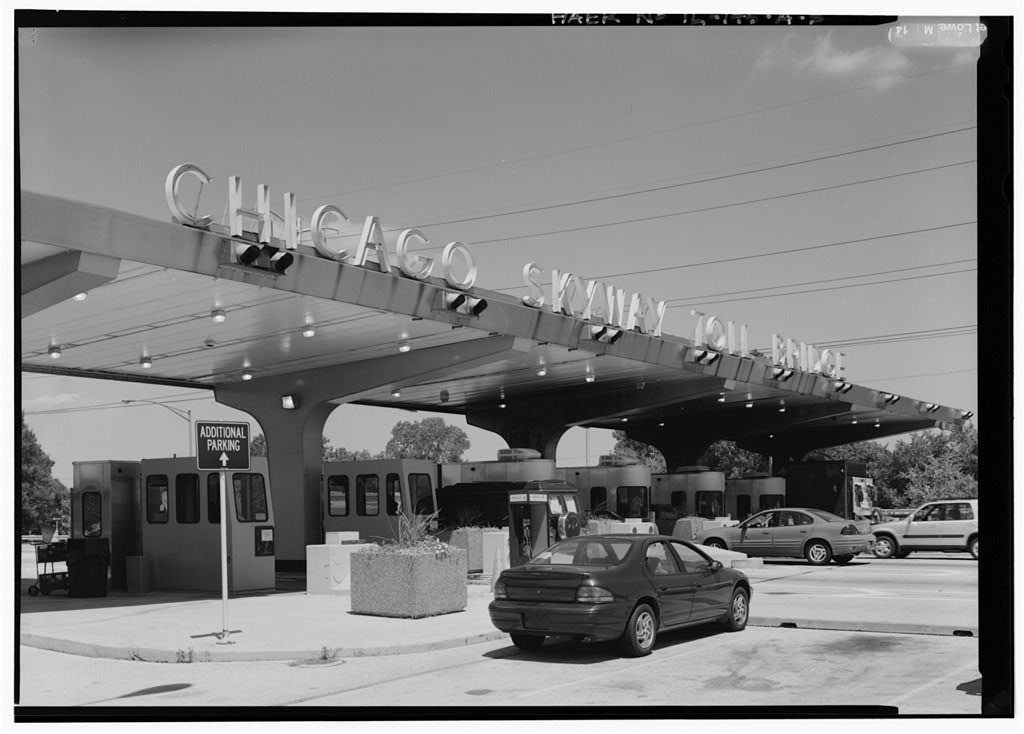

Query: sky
(15, 14), (986, 489)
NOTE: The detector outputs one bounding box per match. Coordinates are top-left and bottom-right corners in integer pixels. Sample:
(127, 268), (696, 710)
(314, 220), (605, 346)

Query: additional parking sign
(196, 421), (251, 471)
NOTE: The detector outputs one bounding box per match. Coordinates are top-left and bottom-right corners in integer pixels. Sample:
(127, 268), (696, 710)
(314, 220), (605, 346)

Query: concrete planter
(350, 547), (468, 618)
(450, 528), (484, 573)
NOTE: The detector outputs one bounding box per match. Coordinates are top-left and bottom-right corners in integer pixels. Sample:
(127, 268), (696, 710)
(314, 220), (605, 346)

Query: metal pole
(217, 469), (232, 644)
(187, 410), (193, 456)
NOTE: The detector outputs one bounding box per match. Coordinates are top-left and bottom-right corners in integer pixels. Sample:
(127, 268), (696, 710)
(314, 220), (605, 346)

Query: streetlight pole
(121, 399), (193, 455)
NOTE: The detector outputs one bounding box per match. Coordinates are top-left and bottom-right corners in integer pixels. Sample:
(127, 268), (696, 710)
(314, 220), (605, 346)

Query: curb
(748, 617), (979, 638)
(20, 630), (510, 664)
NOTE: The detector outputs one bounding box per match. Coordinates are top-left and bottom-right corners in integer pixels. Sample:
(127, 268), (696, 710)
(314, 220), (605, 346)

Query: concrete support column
(214, 389), (334, 568)
(215, 335), (515, 566)
(466, 412), (569, 460)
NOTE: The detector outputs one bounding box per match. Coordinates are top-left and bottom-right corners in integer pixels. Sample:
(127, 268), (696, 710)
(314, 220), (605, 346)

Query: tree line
(612, 422), (978, 509)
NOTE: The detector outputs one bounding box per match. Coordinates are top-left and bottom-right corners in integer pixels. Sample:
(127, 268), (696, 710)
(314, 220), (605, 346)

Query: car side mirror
(707, 560), (723, 572)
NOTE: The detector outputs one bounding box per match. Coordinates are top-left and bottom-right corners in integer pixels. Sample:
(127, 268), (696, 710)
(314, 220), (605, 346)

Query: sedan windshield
(528, 538), (634, 567)
(806, 509), (846, 523)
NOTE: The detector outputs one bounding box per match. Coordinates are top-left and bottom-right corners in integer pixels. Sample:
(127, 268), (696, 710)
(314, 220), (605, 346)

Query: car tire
(872, 535), (898, 559)
(620, 603), (657, 657)
(894, 550), (911, 559)
(722, 587), (749, 632)
(510, 633), (545, 651)
(969, 537), (978, 560)
(804, 540), (832, 566)
(833, 554), (854, 565)
(704, 539), (727, 550)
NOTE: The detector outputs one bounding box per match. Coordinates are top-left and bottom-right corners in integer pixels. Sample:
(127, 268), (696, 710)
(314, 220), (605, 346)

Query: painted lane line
(883, 661), (979, 708)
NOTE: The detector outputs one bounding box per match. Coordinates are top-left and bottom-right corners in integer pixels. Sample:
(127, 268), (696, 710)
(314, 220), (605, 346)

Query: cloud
(23, 393), (80, 409)
(758, 32), (911, 91)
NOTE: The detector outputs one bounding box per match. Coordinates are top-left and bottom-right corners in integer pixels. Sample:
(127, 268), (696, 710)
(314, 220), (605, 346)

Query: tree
(611, 431), (666, 473)
(249, 433), (384, 461)
(385, 417), (470, 463)
(20, 413), (69, 534)
(697, 441), (767, 478)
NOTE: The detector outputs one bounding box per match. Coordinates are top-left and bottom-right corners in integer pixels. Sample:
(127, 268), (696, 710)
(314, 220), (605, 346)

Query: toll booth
(71, 459), (140, 590)
(138, 457), (276, 592)
(724, 474), (786, 522)
(556, 455), (652, 519)
(507, 482), (585, 567)
(650, 466), (727, 532)
(321, 458), (439, 542)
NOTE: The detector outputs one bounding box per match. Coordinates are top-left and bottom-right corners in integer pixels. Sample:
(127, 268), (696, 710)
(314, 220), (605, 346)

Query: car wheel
(873, 535), (898, 559)
(510, 633), (545, 651)
(28, 585), (39, 597)
(704, 539), (727, 550)
(833, 554), (854, 565)
(969, 537), (978, 560)
(620, 603), (657, 657)
(722, 587), (749, 632)
(804, 540), (832, 566)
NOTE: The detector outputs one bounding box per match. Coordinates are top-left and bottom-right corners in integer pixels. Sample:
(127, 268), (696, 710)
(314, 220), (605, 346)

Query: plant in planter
(350, 511), (468, 618)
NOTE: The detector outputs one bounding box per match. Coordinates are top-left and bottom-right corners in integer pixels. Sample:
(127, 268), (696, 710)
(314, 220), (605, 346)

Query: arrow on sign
(220, 453), (229, 467)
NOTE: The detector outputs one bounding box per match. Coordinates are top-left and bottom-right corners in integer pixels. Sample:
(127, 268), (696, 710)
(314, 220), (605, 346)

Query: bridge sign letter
(196, 421), (251, 471)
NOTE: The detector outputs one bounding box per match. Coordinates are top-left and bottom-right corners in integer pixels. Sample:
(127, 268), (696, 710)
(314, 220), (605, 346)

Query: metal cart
(28, 540), (69, 596)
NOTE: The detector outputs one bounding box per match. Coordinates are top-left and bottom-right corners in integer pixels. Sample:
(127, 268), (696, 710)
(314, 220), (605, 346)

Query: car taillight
(493, 580), (507, 600)
(576, 586), (614, 603)
(841, 525), (859, 535)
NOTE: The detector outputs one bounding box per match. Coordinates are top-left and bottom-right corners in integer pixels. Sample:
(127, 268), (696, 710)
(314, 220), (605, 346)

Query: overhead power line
(403, 126), (975, 233)
(416, 160), (975, 252)
(298, 64), (970, 202)
(669, 263), (977, 307)
(490, 220), (977, 292)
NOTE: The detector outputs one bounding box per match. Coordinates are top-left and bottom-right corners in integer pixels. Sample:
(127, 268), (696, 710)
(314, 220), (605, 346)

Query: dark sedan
(488, 534), (751, 656)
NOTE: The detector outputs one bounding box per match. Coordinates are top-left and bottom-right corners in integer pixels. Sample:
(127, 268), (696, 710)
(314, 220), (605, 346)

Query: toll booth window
(82, 491), (102, 537)
(563, 495), (579, 514)
(590, 487), (607, 513)
(328, 476), (349, 516)
(207, 474), (220, 524)
(386, 473), (402, 516)
(409, 474), (434, 514)
(759, 494), (784, 511)
(176, 474), (200, 524)
(617, 486), (648, 519)
(547, 495), (565, 515)
(233, 473), (269, 523)
(357, 474), (379, 516)
(146, 475), (169, 524)
(670, 491), (686, 514)
(695, 491), (724, 519)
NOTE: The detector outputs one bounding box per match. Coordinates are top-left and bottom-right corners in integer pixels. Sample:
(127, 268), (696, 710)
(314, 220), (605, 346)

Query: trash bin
(67, 538), (110, 597)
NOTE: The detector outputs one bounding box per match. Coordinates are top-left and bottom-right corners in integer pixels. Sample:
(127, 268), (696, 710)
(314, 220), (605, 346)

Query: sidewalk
(17, 564), (817, 663)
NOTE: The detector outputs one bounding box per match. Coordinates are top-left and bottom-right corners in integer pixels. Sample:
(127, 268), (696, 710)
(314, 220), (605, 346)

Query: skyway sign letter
(197, 421), (251, 471)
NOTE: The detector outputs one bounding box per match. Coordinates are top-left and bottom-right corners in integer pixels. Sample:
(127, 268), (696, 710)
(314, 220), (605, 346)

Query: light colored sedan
(694, 507), (875, 566)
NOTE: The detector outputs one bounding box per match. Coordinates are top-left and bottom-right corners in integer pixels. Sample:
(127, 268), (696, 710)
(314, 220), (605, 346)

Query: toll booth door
(736, 495), (751, 522)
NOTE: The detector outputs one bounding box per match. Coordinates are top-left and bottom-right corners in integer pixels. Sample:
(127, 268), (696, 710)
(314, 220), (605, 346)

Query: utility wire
(416, 160), (975, 251)
(489, 220), (977, 292)
(401, 126), (975, 233)
(668, 260), (976, 305)
(675, 267), (976, 307)
(298, 64), (970, 202)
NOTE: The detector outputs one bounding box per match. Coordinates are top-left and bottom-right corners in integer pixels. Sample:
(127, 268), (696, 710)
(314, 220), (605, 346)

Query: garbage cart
(27, 540), (69, 596)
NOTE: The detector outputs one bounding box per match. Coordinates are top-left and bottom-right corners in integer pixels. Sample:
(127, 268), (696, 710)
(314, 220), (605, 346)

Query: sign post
(196, 421), (250, 644)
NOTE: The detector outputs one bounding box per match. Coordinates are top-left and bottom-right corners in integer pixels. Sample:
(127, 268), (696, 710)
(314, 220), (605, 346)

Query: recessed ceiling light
(211, 309), (226, 323)
(398, 341), (411, 353)
(391, 388), (401, 398)
(140, 355), (153, 369)
(73, 292), (88, 302)
(302, 324), (316, 338)
(48, 344), (61, 359)
(241, 371), (253, 381)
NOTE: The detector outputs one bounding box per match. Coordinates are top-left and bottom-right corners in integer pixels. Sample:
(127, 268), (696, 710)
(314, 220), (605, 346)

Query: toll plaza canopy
(20, 188), (969, 560)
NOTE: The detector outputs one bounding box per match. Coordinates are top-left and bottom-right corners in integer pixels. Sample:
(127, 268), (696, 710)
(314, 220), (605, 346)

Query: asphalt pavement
(18, 544), (978, 663)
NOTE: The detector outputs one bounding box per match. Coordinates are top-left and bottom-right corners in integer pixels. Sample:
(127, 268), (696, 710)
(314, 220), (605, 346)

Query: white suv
(872, 499), (978, 560)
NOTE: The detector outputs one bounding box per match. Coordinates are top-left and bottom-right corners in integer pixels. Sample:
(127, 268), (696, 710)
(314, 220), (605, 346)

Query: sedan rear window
(528, 538), (634, 567)
(807, 509), (845, 523)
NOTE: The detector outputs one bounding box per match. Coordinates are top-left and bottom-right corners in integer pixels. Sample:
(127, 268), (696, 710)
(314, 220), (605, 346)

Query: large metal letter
(522, 263), (546, 307)
(439, 242), (477, 289)
(353, 216), (393, 274)
(395, 229), (434, 280)
(165, 164), (212, 227)
(310, 204), (350, 261)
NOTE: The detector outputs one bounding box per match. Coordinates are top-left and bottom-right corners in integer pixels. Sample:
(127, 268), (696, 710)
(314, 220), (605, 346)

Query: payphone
(507, 482), (585, 567)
